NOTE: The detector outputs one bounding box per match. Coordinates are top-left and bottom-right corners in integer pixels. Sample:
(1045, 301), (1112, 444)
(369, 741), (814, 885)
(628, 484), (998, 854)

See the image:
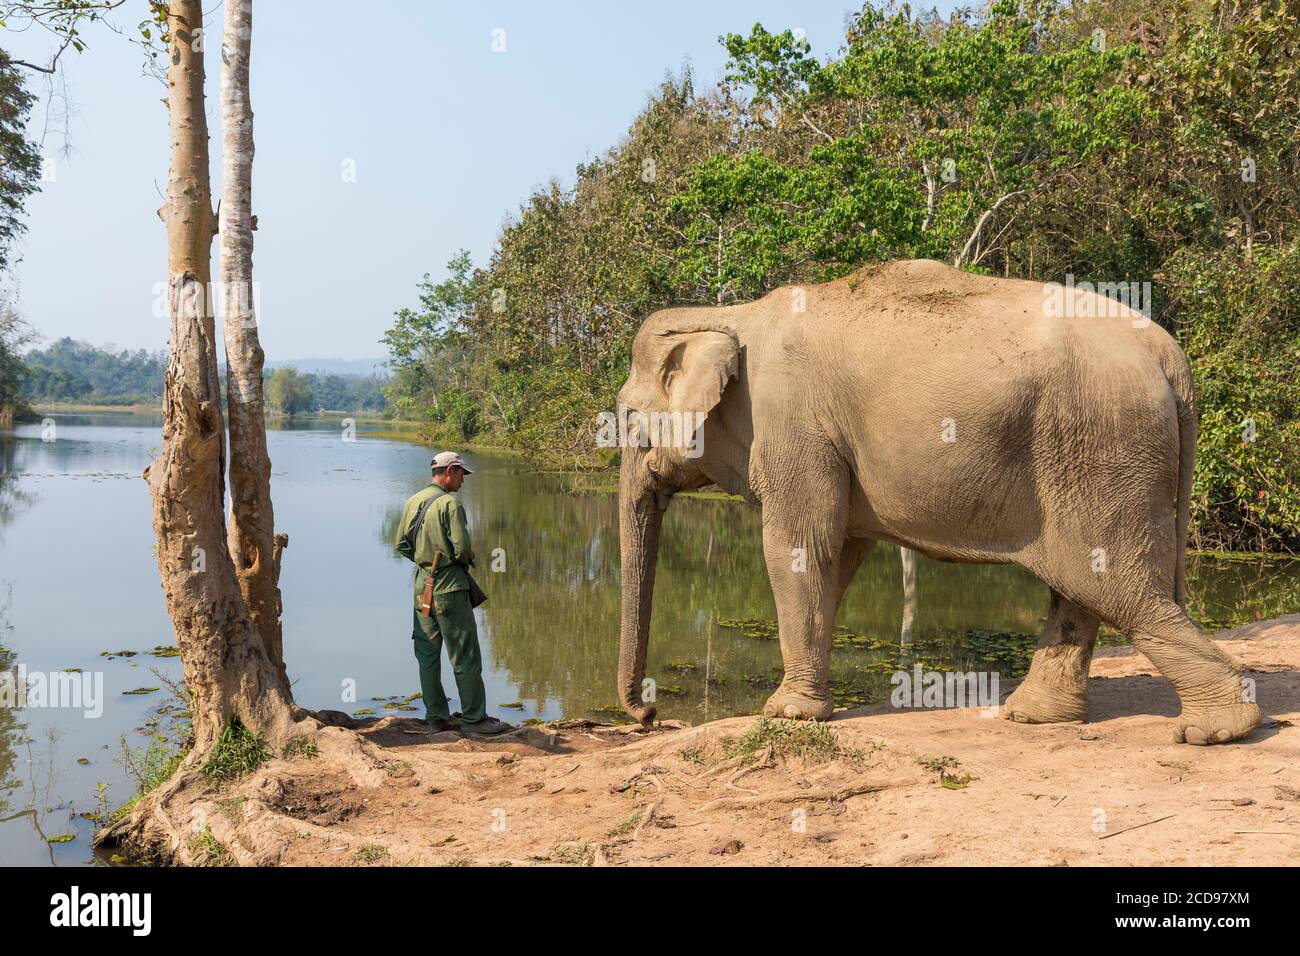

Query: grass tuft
(282, 735), (319, 760)
(606, 812), (642, 838)
(723, 717), (860, 766)
(354, 843), (388, 865)
(189, 827), (234, 867)
(200, 720), (271, 783)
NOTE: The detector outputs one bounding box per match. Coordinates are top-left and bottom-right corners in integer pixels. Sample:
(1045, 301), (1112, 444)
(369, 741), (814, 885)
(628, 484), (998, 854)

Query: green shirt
(395, 484), (474, 595)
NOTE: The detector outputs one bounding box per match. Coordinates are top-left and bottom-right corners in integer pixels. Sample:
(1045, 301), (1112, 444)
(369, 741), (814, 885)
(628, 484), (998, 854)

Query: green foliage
(606, 811), (643, 837)
(381, 252), (483, 427)
(111, 673), (193, 824)
(189, 827), (234, 867)
(0, 303), (35, 421)
(302, 371), (386, 413)
(282, 735), (318, 760)
(199, 720), (270, 783)
(117, 729), (185, 808)
(0, 62), (41, 273)
(381, 0), (1299, 552)
(20, 337), (167, 405)
(917, 754), (973, 788)
(1162, 245), (1300, 550)
(354, 843), (388, 865)
(264, 366), (316, 417)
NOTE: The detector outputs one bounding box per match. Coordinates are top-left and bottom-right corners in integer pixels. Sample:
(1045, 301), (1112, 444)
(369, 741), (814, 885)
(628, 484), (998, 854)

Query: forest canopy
(384, 0), (1299, 553)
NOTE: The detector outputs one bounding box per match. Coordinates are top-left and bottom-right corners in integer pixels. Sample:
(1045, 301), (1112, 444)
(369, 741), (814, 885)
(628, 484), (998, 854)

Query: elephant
(615, 258), (1261, 745)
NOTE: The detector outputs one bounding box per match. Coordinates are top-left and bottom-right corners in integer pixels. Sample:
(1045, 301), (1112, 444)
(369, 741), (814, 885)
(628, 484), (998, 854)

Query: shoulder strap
(408, 487), (447, 543)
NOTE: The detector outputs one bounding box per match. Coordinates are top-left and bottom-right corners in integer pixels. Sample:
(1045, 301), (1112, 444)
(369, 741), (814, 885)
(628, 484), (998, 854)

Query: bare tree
(219, 0), (287, 683)
(142, 0), (294, 754)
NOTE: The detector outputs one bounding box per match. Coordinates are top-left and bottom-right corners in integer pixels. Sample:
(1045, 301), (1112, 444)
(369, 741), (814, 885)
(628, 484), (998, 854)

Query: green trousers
(411, 589), (486, 723)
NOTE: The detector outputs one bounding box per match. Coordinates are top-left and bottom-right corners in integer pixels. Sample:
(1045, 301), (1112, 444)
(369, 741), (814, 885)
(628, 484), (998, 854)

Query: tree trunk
(146, 0), (294, 753)
(219, 0), (287, 685)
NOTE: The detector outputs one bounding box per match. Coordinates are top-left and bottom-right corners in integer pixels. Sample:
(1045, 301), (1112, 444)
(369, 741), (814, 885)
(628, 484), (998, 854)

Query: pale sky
(2, 1), (957, 360)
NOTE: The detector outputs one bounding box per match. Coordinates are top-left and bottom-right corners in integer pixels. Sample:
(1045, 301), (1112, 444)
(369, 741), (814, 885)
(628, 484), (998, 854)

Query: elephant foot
(1174, 701), (1261, 745)
(1002, 677), (1088, 725)
(762, 685), (834, 721)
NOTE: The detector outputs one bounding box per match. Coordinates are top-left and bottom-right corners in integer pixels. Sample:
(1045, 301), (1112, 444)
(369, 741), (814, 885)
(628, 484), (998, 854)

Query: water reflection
(0, 433), (37, 541)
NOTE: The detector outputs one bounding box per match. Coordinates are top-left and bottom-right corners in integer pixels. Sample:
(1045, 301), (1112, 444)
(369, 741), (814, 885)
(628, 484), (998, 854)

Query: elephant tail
(1171, 364), (1197, 609)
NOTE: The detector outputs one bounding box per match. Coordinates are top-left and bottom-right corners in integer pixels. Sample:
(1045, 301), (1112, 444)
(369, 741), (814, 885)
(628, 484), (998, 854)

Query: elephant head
(616, 316), (740, 725)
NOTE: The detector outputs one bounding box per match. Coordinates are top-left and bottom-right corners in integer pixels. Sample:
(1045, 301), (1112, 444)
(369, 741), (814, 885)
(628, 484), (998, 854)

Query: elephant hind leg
(1123, 600), (1260, 744)
(1044, 563), (1259, 743)
(835, 537), (873, 604)
(1003, 590), (1098, 724)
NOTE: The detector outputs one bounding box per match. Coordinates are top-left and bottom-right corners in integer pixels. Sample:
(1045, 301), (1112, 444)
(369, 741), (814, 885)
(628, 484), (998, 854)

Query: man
(394, 451), (511, 735)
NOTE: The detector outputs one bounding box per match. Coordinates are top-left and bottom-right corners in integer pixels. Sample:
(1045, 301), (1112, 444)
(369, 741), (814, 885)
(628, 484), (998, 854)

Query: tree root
(725, 745), (774, 795)
(95, 715), (388, 863)
(693, 755), (744, 782)
(632, 798), (664, 840)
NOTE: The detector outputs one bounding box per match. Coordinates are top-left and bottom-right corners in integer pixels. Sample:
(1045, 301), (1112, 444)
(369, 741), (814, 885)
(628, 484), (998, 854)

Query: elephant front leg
(759, 515), (848, 721)
(1004, 590), (1099, 724)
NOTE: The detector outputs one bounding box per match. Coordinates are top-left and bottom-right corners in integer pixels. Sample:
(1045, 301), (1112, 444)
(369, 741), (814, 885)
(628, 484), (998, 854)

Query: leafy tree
(381, 250), (478, 422)
(21, 337), (167, 402)
(0, 301), (33, 423)
(0, 62), (41, 273)
(264, 366), (315, 417)
(303, 371), (386, 412)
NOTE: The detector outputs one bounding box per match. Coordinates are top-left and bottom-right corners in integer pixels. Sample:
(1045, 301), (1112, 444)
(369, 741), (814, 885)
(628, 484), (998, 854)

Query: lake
(2, 412), (1297, 865)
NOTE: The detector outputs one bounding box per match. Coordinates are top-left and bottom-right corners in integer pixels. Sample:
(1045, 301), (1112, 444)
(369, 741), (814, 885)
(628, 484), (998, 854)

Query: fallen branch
(1097, 814), (1177, 840)
(698, 780), (904, 813)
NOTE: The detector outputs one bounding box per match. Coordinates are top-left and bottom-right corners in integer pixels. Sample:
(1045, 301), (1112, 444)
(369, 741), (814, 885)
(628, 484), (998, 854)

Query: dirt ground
(191, 616), (1300, 866)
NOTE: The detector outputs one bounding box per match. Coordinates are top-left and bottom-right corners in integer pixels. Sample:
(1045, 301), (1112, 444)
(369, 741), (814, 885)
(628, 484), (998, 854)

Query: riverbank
(121, 615), (1300, 866)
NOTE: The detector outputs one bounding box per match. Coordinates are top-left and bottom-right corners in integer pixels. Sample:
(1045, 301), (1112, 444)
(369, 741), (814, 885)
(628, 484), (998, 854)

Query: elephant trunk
(617, 457), (664, 727)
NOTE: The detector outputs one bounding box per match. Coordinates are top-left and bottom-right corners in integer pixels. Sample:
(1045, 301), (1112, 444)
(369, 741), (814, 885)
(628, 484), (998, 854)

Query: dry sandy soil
(187, 617), (1300, 866)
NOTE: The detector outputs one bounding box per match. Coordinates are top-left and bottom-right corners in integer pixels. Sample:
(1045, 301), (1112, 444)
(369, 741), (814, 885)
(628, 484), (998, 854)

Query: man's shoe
(460, 716), (514, 735)
(425, 716), (458, 734)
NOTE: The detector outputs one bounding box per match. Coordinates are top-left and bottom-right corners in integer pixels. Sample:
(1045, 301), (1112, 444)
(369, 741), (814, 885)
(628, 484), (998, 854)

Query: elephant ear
(654, 321), (739, 417)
